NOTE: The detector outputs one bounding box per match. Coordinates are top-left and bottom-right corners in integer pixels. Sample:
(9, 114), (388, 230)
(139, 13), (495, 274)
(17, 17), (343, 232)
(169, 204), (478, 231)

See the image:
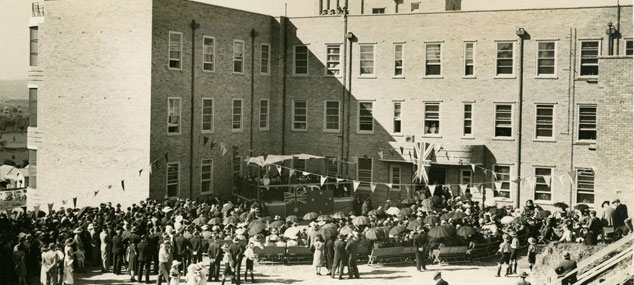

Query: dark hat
(520, 272), (529, 278)
(563, 251), (571, 258)
(433, 271), (442, 279)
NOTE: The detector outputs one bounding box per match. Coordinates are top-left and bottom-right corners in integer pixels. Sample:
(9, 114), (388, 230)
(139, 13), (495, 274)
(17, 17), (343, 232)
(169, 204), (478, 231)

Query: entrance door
(428, 167), (446, 185)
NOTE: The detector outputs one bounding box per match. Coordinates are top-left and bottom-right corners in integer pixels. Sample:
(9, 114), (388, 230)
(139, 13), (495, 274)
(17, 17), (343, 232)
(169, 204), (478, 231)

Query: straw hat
(171, 260), (181, 267)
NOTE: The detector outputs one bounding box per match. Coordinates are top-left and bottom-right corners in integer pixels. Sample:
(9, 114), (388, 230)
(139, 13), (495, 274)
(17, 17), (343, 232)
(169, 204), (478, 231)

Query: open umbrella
(269, 220), (284, 229)
(367, 209), (383, 216)
(553, 202), (569, 210)
(420, 199), (434, 212)
(423, 216), (440, 225)
(162, 206), (173, 213)
(489, 207), (507, 217)
(386, 207), (400, 216)
(332, 212), (346, 219)
(317, 214), (331, 221)
(283, 227), (301, 239)
(239, 212), (248, 221)
(365, 228), (386, 240)
(452, 212), (467, 220)
(440, 213), (453, 221)
(574, 204), (590, 211)
(207, 217), (222, 225)
(500, 216), (514, 224)
(317, 226), (338, 240)
(407, 219), (423, 231)
(389, 225), (406, 237)
(510, 217), (523, 225)
(456, 226), (478, 238)
(534, 210), (551, 220)
(285, 215), (299, 223)
(320, 223), (338, 230)
(352, 216), (370, 226)
(220, 204), (233, 214)
(303, 212), (319, 221)
(398, 208), (413, 217)
(339, 225), (355, 235)
(223, 216), (239, 225)
(427, 225), (455, 239)
(259, 216), (273, 223)
(248, 222), (266, 236)
(401, 197), (416, 205)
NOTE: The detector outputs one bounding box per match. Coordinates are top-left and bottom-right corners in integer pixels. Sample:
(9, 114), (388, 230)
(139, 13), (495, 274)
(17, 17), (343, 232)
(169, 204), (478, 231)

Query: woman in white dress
(312, 236), (325, 275)
(63, 239), (75, 285)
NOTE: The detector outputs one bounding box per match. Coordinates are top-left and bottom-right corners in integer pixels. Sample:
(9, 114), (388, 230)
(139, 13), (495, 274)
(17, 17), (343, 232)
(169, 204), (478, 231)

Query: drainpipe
(189, 19), (200, 199)
(340, 2), (348, 176)
(515, 28), (526, 209)
(617, 2), (621, 55)
(344, 33), (353, 178)
(281, 17), (288, 154)
(249, 29), (257, 158)
(569, 28), (577, 208)
(607, 22), (615, 55)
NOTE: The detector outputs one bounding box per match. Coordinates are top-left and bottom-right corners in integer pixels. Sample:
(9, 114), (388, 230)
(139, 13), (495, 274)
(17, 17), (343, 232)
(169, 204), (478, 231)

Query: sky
(0, 0), (630, 81)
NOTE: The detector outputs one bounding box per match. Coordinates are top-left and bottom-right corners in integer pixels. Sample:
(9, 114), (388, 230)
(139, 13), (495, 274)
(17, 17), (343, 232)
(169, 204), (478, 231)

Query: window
(293, 158), (307, 172)
(577, 105), (596, 141)
(326, 45), (341, 76)
(324, 100), (340, 132)
(294, 45), (309, 75)
(232, 156), (242, 177)
(326, 157), (338, 177)
(292, 99), (307, 131)
(202, 98), (214, 133)
(496, 42), (514, 76)
(626, 40), (633, 55)
(394, 43), (404, 76)
(29, 88), (37, 127)
(357, 157), (373, 188)
(535, 104), (554, 139)
(358, 102), (374, 133)
(359, 44), (375, 76)
(460, 169), (472, 185)
(166, 162), (180, 197)
(29, 27), (38, 66)
(537, 41), (556, 76)
(232, 99), (243, 132)
(534, 167), (552, 201)
(202, 36), (215, 71)
(411, 2), (420, 11)
(233, 40), (244, 73)
(393, 102), (402, 134)
(372, 8), (385, 14)
(260, 43), (270, 75)
(495, 104), (513, 137)
(259, 99), (269, 131)
(464, 42), (475, 76)
(424, 103), (440, 135)
(390, 165), (401, 190)
(463, 103), (472, 136)
(425, 43), (442, 76)
(576, 168), (595, 204)
(493, 165), (510, 198)
(579, 40), (599, 76)
(201, 159), (213, 193)
(167, 98), (181, 134)
(168, 31), (182, 69)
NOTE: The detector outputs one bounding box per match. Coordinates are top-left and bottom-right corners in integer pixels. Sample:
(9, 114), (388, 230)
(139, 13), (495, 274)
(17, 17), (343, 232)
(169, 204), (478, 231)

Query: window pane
(359, 102), (373, 131)
(496, 43), (514, 75)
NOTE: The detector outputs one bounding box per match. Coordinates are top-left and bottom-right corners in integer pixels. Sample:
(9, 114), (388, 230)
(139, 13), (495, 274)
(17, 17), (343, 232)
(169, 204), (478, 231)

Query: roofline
(188, 0), (276, 18)
(288, 4), (632, 20)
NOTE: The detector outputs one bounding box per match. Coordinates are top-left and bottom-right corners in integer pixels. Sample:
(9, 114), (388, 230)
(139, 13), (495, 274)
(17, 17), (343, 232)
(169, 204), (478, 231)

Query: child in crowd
(527, 237), (537, 272)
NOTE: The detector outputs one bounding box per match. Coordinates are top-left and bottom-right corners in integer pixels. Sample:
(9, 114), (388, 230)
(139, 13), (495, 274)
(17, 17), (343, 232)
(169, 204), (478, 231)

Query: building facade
(26, 0), (633, 214)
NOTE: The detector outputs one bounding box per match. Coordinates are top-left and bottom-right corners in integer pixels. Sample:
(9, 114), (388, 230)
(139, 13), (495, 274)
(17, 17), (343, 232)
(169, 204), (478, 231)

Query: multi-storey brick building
(26, 0), (633, 214)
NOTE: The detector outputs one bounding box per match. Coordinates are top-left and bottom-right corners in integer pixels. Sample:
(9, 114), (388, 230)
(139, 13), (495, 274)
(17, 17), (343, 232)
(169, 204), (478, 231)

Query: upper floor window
(496, 42), (514, 76)
(393, 101), (402, 134)
(372, 8), (385, 14)
(577, 105), (596, 141)
(29, 27), (38, 67)
(202, 36), (215, 72)
(425, 43), (442, 76)
(233, 40), (245, 73)
(579, 40), (600, 77)
(394, 43), (404, 77)
(292, 99), (307, 131)
(326, 45), (341, 76)
(464, 42), (475, 77)
(294, 45), (309, 75)
(168, 31), (182, 69)
(537, 41), (556, 76)
(358, 102), (374, 133)
(259, 99), (270, 131)
(260, 43), (270, 75)
(357, 157), (373, 188)
(359, 44), (375, 76)
(576, 168), (595, 204)
(463, 103), (472, 136)
(232, 99), (243, 132)
(201, 98), (214, 133)
(494, 165), (511, 198)
(495, 104), (513, 137)
(626, 39), (633, 55)
(424, 103), (440, 135)
(167, 98), (181, 134)
(324, 100), (340, 132)
(535, 104), (554, 139)
(534, 167), (553, 201)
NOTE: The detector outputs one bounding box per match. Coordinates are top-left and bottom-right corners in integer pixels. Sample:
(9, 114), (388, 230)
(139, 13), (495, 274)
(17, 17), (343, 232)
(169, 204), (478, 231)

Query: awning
(381, 143), (484, 165)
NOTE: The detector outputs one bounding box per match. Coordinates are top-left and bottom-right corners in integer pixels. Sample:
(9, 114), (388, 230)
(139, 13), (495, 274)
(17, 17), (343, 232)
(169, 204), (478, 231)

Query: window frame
(232, 155), (243, 177)
(166, 162), (180, 197)
(359, 44), (376, 77)
(534, 104), (555, 141)
(168, 31), (183, 70)
(424, 42), (443, 77)
(167, 97), (182, 135)
(201, 98), (214, 134)
(293, 45), (309, 76)
(393, 43), (405, 78)
(536, 40), (557, 77)
(493, 164), (512, 199)
(463, 41), (476, 78)
(393, 101), (403, 134)
(29, 27), (38, 67)
(372, 8), (386, 14)
(495, 41), (515, 77)
(202, 36), (216, 72)
(325, 44), (342, 77)
(357, 101), (374, 134)
(260, 43), (271, 75)
(494, 103), (514, 139)
(576, 104), (597, 143)
(460, 169), (472, 185)
(231, 98), (243, 132)
(625, 39), (633, 56)
(323, 100), (341, 133)
(356, 157), (373, 189)
(389, 165), (401, 190)
(291, 99), (308, 131)
(233, 39), (245, 74)
(423, 102), (441, 137)
(201, 159), (213, 193)
(578, 39), (601, 78)
(259, 99), (270, 131)
(533, 166), (554, 202)
(575, 168), (595, 204)
(462, 103), (473, 137)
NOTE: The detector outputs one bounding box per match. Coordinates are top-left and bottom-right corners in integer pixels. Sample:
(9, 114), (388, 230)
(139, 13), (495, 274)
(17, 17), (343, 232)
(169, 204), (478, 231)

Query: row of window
(292, 39), (634, 78)
(288, 100), (597, 142)
(166, 160), (213, 196)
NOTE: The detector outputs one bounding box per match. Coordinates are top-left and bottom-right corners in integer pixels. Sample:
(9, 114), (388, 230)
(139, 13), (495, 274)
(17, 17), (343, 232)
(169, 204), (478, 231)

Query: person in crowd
(13, 244), (27, 285)
(413, 226), (427, 271)
(228, 237), (245, 285)
(516, 271), (532, 285)
(599, 201), (614, 228)
(346, 232), (360, 279)
(112, 228), (124, 275)
(555, 252), (577, 285)
(137, 235), (151, 283)
(495, 234), (512, 277)
(433, 271), (449, 285)
(613, 199), (629, 236)
(190, 231), (203, 264)
(41, 243), (58, 285)
(324, 236), (335, 275)
(509, 231), (520, 275)
(185, 264), (200, 285)
(331, 234), (347, 280)
(219, 244), (234, 285)
(312, 235), (325, 275)
(127, 239), (138, 282)
(168, 260), (181, 285)
(527, 237), (537, 272)
(63, 239), (75, 285)
(243, 242), (258, 283)
(207, 236), (221, 282)
(156, 240), (173, 285)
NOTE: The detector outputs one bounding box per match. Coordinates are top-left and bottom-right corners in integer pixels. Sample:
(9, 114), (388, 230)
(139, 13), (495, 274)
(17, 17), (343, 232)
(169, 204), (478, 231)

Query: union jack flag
(284, 188), (308, 206)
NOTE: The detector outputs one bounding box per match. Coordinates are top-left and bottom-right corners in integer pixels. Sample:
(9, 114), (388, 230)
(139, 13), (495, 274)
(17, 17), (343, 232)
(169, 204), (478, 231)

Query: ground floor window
(534, 167), (553, 201)
(232, 156), (242, 177)
(357, 157), (373, 189)
(390, 165), (401, 190)
(460, 169), (472, 186)
(166, 162), (180, 197)
(494, 165), (510, 198)
(576, 168), (595, 204)
(201, 159), (213, 193)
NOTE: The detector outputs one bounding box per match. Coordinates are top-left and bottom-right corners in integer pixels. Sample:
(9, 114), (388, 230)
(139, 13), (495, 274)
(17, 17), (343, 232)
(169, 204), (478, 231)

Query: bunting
(47, 203), (54, 213)
(72, 197), (77, 208)
(209, 141), (216, 150)
(121, 180), (126, 191)
(93, 190), (99, 197)
(336, 178), (343, 183)
(429, 184), (436, 196)
(494, 181), (502, 190)
(302, 171), (310, 176)
(289, 168), (295, 177)
(33, 205), (40, 218)
(459, 184), (468, 193)
(370, 182), (376, 193)
(543, 175), (551, 187)
(353, 181), (360, 192)
(203, 136), (209, 145)
(386, 183), (393, 189)
(138, 169), (143, 176)
(276, 165), (282, 175)
(320, 176), (327, 186)
(220, 143), (227, 156)
(470, 163), (476, 173)
(377, 151), (384, 160)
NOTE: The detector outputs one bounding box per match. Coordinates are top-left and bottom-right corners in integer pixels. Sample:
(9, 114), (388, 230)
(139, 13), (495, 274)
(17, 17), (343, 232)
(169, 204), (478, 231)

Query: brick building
(26, 0), (633, 214)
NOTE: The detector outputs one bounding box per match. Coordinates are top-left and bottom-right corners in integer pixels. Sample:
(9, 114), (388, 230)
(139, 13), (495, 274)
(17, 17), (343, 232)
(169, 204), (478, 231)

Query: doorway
(428, 166), (446, 185)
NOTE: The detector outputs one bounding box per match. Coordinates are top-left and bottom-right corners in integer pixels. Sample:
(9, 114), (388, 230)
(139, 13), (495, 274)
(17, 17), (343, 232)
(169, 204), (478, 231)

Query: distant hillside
(0, 80), (28, 101)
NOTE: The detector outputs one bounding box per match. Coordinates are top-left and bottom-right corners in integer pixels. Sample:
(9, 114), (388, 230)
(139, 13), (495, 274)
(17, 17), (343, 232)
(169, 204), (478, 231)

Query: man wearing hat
(41, 243), (59, 285)
(207, 236), (222, 282)
(112, 228), (124, 275)
(137, 235), (151, 283)
(516, 272), (532, 285)
(190, 231), (203, 264)
(228, 237), (245, 285)
(586, 210), (603, 245)
(413, 226), (428, 271)
(554, 252), (577, 285)
(157, 239), (173, 285)
(433, 271), (448, 285)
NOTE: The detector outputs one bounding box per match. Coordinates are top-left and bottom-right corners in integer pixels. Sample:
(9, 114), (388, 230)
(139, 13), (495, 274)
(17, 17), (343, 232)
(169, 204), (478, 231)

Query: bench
(430, 245), (469, 264)
(253, 246), (286, 264)
(286, 246), (313, 264)
(368, 246), (415, 265)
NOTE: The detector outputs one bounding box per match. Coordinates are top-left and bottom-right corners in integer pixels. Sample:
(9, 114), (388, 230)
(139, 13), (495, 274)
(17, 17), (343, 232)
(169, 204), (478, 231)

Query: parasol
(386, 207), (400, 216)
(207, 217), (222, 225)
(401, 197), (416, 205)
(352, 216), (370, 226)
(303, 212), (319, 221)
(456, 226), (478, 238)
(339, 225), (355, 235)
(365, 228), (386, 240)
(424, 216), (440, 225)
(420, 199), (435, 212)
(407, 219), (423, 231)
(398, 208), (413, 217)
(534, 210), (551, 220)
(332, 212), (346, 219)
(268, 220), (284, 229)
(223, 216), (239, 225)
(427, 225), (455, 239)
(285, 215), (299, 223)
(451, 212), (467, 220)
(553, 202), (569, 210)
(283, 227), (301, 239)
(317, 226), (338, 240)
(389, 225), (406, 236)
(317, 214), (331, 222)
(500, 216), (515, 224)
(259, 216), (273, 223)
(440, 213), (453, 221)
(248, 222), (267, 236)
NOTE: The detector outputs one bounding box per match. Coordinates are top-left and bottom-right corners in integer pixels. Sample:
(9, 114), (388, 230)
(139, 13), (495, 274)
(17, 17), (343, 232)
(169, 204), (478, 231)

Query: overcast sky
(0, 0), (629, 80)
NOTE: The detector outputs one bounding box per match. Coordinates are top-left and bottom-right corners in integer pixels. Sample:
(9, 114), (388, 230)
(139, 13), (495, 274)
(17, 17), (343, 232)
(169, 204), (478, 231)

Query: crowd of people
(0, 186), (629, 285)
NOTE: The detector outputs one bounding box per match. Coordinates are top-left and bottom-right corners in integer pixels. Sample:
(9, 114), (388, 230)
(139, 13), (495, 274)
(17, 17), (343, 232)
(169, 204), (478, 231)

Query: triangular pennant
(377, 151), (384, 160)
(543, 175), (551, 188)
(429, 184), (436, 196)
(470, 163), (476, 173)
(567, 171), (575, 185)
(108, 185), (112, 190)
(121, 180), (125, 191)
(386, 183), (393, 189)
(220, 143), (227, 156)
(33, 205), (40, 218)
(336, 178), (343, 183)
(494, 181), (502, 190)
(405, 185), (410, 195)
(370, 182), (376, 193)
(491, 171), (498, 179)
(353, 181), (360, 192)
(399, 146), (404, 155)
(203, 136), (209, 145)
(164, 152), (169, 162)
(209, 141), (216, 150)
(459, 184), (468, 192)
(302, 171), (310, 176)
(93, 190), (99, 197)
(47, 203), (54, 213)
(289, 168), (295, 177)
(276, 165), (282, 175)
(139, 169), (143, 177)
(320, 176), (327, 187)
(72, 197), (77, 208)
(62, 200), (67, 205)
(5, 209), (11, 217)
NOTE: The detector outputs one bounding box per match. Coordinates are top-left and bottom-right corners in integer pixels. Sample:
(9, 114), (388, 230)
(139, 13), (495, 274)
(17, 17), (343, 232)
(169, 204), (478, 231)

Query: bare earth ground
(67, 255), (542, 285)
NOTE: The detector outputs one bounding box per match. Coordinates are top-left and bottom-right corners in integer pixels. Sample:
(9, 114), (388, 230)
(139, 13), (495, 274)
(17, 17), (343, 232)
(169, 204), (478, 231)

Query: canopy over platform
(382, 142), (484, 165)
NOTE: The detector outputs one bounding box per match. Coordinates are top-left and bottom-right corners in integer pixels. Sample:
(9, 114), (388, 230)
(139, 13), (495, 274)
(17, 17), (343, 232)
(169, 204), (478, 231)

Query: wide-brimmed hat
(171, 260), (181, 267)
(221, 244), (230, 250)
(433, 271), (442, 279)
(528, 237), (536, 244)
(520, 272), (529, 278)
(73, 228), (82, 234)
(201, 225), (209, 230)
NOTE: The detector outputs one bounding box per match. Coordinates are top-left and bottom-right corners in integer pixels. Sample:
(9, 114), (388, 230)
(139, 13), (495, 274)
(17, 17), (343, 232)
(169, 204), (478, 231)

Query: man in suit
(137, 235), (151, 283)
(413, 226), (427, 271)
(173, 232), (191, 274)
(586, 210), (603, 245)
(112, 228), (124, 275)
(100, 226), (112, 273)
(156, 240), (173, 285)
(228, 237), (245, 285)
(325, 237), (335, 275)
(331, 234), (348, 280)
(345, 233), (360, 279)
(613, 199), (629, 236)
(555, 252), (577, 285)
(190, 231), (203, 264)
(207, 236), (222, 282)
(147, 226), (161, 275)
